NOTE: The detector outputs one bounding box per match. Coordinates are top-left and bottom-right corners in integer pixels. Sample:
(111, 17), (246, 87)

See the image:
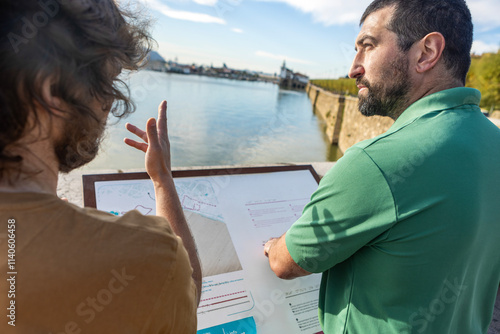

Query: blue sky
(134, 0), (500, 79)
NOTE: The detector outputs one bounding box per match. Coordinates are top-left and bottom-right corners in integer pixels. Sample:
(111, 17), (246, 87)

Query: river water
(82, 71), (341, 171)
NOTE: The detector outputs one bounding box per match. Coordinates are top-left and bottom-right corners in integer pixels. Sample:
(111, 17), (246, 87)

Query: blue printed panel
(197, 317), (256, 334)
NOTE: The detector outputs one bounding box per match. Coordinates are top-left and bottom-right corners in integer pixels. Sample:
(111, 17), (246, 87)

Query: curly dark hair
(0, 0), (153, 177)
(361, 0), (473, 85)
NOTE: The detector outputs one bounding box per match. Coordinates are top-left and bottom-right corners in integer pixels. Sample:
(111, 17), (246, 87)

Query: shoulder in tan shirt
(0, 192), (197, 333)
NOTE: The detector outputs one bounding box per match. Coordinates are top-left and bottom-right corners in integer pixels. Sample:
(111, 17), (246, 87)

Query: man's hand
(124, 100), (171, 182)
(264, 238), (279, 257)
(264, 234), (312, 280)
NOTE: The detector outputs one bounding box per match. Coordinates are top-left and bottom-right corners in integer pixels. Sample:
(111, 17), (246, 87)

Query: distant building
(256, 72), (279, 84)
(166, 60), (199, 74)
(144, 51), (167, 72)
(146, 58), (277, 83)
(279, 61), (309, 90)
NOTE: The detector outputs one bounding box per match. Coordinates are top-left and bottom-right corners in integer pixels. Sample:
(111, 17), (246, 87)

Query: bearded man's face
(357, 52), (411, 119)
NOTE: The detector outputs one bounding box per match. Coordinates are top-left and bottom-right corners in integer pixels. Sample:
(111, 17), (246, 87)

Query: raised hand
(124, 100), (171, 181)
(123, 100), (202, 304)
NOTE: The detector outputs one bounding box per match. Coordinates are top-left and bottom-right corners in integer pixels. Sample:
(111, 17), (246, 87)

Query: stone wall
(307, 83), (393, 153)
(307, 84), (344, 144)
(339, 96), (394, 152)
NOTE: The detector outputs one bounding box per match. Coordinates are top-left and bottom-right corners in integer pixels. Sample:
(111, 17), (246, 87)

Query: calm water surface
(82, 71), (341, 170)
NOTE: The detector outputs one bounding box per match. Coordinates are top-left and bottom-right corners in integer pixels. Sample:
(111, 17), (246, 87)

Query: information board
(83, 166), (324, 334)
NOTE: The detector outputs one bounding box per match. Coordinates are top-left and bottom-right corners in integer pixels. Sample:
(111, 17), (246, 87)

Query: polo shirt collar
(390, 87), (481, 131)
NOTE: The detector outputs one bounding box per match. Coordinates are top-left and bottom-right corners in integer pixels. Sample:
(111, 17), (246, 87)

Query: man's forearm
(265, 234), (312, 280)
(154, 177), (202, 305)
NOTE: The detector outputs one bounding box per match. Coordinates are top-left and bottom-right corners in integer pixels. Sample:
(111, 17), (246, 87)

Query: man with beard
(0, 1), (200, 333)
(265, 0), (500, 333)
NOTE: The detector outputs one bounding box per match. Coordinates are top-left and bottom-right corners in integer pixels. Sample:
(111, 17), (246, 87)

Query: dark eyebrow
(354, 35), (378, 51)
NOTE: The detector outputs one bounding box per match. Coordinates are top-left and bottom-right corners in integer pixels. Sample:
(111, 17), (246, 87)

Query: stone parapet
(339, 96), (393, 152)
(307, 83), (393, 153)
(307, 84), (345, 144)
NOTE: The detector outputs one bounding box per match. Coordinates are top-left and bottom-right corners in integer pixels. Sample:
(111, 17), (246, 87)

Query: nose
(349, 53), (364, 79)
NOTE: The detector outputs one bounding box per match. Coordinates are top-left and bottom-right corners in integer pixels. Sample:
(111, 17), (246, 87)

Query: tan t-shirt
(0, 192), (197, 333)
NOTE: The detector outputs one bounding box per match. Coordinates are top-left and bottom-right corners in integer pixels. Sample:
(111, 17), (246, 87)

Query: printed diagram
(184, 210), (242, 277)
(133, 205), (153, 216)
(95, 178), (224, 221)
(95, 178), (242, 277)
(182, 195), (216, 211)
(176, 179), (242, 277)
(96, 181), (156, 216)
(175, 179), (223, 222)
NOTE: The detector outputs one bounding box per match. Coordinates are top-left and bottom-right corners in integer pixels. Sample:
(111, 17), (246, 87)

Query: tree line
(467, 51), (500, 111)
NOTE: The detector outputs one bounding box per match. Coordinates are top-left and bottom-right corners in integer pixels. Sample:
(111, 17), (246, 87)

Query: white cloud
(255, 51), (314, 65)
(468, 0), (500, 28)
(255, 0), (372, 25)
(193, 0), (218, 6)
(140, 0), (226, 24)
(232, 28), (244, 33)
(471, 40), (500, 54)
(256, 0), (500, 30)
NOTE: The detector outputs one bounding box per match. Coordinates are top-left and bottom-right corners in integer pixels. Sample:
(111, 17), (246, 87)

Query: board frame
(83, 165), (321, 208)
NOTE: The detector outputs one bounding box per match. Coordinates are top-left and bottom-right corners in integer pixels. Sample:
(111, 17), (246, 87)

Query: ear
(40, 78), (65, 117)
(414, 32), (446, 74)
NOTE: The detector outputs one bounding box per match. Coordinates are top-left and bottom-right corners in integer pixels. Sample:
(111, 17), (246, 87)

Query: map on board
(85, 166), (324, 334)
(96, 177), (223, 221)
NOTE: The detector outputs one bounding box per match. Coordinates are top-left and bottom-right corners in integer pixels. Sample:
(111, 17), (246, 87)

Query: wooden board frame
(83, 165), (321, 208)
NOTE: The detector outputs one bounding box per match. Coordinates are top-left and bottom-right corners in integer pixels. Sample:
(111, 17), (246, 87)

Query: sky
(130, 0), (500, 79)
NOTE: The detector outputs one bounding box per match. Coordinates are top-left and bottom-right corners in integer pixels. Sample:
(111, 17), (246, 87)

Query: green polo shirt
(286, 88), (500, 333)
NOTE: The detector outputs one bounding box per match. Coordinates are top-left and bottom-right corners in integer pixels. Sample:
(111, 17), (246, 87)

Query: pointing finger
(157, 100), (167, 137)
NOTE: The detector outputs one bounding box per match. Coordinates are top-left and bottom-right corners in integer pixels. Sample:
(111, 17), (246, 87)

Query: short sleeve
(286, 147), (397, 273)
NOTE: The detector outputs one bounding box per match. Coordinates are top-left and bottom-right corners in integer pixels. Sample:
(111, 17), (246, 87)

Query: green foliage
(466, 51), (500, 111)
(310, 78), (358, 96)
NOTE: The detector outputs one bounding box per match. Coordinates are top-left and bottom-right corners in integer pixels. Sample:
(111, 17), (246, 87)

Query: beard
(357, 53), (411, 119)
(54, 115), (106, 173)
